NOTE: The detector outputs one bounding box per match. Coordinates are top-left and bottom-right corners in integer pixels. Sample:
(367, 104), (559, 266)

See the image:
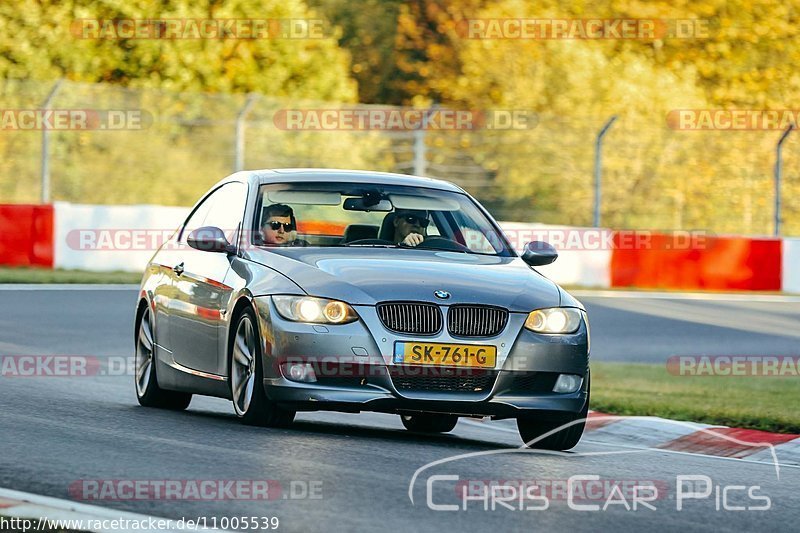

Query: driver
(261, 203), (306, 246)
(393, 209), (429, 247)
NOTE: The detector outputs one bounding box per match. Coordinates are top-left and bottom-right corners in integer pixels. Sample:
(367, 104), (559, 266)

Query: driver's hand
(401, 233), (424, 247)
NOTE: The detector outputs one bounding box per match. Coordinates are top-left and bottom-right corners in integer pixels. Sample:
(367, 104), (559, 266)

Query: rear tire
(230, 307), (295, 427)
(517, 373), (590, 450)
(135, 307), (192, 410)
(400, 414), (459, 433)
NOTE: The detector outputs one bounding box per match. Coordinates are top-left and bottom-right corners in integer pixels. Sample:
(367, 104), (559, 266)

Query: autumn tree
(0, 0), (357, 101)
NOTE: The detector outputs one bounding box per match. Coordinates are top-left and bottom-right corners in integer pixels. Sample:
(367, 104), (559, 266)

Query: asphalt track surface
(1, 287), (798, 532)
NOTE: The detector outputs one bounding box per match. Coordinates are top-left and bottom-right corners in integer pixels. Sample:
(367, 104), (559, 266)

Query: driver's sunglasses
(402, 215), (429, 228)
(266, 221), (294, 231)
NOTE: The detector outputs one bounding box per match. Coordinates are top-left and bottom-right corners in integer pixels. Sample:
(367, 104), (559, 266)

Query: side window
(202, 182), (247, 244)
(179, 183), (247, 244)
(426, 213), (442, 237)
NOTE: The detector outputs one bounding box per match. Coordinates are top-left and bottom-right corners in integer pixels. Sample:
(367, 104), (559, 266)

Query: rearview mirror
(187, 226), (235, 254)
(343, 197), (393, 212)
(521, 241), (558, 266)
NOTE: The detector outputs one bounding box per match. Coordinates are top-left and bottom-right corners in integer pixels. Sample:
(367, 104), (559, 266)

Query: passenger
(261, 203), (307, 246)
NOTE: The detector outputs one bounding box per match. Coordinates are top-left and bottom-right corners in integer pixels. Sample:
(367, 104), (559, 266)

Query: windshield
(253, 182), (513, 256)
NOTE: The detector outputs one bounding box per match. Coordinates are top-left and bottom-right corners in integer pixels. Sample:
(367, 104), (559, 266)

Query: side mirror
(521, 241), (558, 266)
(187, 226), (235, 254)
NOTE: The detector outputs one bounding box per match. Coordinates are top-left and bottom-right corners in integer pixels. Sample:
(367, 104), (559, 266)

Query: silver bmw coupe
(135, 169), (590, 449)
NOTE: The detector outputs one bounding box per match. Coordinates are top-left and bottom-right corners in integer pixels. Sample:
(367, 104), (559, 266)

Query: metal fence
(1, 78), (798, 236)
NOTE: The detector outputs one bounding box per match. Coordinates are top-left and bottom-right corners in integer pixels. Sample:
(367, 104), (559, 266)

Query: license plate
(393, 342), (496, 368)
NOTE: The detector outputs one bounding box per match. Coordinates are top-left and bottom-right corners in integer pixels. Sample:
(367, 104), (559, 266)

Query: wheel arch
(134, 297), (150, 346)
(225, 293), (263, 375)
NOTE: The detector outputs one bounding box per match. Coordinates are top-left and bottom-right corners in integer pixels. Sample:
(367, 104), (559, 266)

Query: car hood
(246, 247), (560, 312)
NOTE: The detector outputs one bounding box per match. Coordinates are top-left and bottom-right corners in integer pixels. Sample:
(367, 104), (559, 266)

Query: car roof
(237, 168), (466, 193)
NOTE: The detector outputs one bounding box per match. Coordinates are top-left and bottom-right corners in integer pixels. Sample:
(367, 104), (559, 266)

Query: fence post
(774, 124), (794, 237)
(413, 128), (426, 176)
(412, 105), (438, 176)
(234, 93), (259, 172)
(593, 115), (617, 227)
(40, 79), (64, 204)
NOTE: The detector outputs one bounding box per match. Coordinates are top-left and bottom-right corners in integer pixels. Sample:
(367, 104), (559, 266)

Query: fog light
(553, 374), (582, 393)
(284, 363), (317, 383)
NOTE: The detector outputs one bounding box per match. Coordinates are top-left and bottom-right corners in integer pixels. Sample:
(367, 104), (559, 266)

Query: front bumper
(254, 297), (589, 420)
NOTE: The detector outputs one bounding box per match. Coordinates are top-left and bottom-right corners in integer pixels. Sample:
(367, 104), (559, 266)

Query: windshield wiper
(341, 243), (399, 248)
(396, 243), (471, 254)
(339, 243), (475, 254)
(420, 246), (470, 254)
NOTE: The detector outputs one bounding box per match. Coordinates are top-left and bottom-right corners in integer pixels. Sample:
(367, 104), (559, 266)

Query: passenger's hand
(401, 233), (424, 247)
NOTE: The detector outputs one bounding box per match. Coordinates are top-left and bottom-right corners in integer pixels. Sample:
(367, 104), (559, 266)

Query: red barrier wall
(611, 233), (782, 290)
(0, 205), (54, 267)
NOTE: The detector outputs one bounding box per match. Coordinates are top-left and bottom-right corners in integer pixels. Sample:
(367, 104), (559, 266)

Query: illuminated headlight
(524, 307), (582, 334)
(272, 296), (358, 325)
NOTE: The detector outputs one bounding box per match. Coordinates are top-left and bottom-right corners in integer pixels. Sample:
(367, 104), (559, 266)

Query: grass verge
(592, 362), (799, 434)
(0, 267), (141, 284)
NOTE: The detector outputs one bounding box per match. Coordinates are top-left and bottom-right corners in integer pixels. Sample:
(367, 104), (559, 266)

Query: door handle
(173, 262), (184, 275)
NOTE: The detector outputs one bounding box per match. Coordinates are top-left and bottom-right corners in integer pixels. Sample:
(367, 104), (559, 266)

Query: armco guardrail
(0, 203), (793, 291)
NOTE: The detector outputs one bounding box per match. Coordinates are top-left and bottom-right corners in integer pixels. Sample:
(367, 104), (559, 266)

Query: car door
(150, 197), (214, 357)
(169, 182), (247, 376)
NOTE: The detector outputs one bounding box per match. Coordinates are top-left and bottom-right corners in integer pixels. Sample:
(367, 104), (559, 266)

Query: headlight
(272, 296), (358, 325)
(524, 307), (582, 334)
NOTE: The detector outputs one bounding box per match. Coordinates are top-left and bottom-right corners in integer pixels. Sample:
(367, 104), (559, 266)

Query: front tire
(135, 307), (192, 410)
(230, 308), (295, 427)
(400, 414), (459, 433)
(517, 373), (590, 451)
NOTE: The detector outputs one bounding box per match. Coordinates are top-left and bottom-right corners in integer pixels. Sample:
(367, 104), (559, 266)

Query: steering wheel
(411, 237), (472, 252)
(345, 238), (395, 246)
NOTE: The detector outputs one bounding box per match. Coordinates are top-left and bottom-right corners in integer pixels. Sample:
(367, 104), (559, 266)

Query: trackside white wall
(54, 202), (189, 272)
(498, 222), (612, 288)
(782, 238), (800, 293)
